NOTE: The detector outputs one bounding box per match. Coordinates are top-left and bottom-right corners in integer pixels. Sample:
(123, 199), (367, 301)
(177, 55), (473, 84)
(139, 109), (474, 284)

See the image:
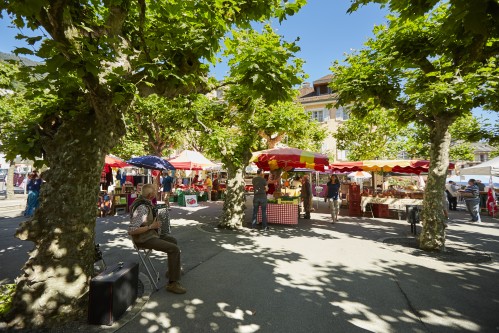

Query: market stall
(256, 197), (300, 225)
(168, 150), (217, 171)
(250, 147), (329, 224)
(329, 159), (455, 174)
(329, 159), (455, 217)
(112, 155), (176, 214)
(361, 196), (423, 213)
(175, 188), (209, 206)
(168, 150), (221, 200)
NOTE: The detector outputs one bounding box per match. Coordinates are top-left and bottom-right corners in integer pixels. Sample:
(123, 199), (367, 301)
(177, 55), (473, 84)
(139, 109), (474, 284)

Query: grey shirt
(252, 176), (267, 199)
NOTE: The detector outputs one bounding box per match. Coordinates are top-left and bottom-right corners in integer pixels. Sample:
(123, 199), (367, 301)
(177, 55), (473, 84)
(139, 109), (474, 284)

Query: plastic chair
(132, 241), (160, 291)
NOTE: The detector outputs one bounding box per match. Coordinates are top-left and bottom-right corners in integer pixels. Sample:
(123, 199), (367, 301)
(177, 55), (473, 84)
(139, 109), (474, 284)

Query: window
(315, 85), (331, 96)
(337, 150), (348, 161)
(335, 106), (350, 120)
(310, 109), (329, 123)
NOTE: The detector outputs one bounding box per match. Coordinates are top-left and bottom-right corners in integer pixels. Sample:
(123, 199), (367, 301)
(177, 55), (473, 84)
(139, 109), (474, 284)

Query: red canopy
(250, 147), (329, 172)
(105, 155), (128, 168)
(328, 159), (455, 175)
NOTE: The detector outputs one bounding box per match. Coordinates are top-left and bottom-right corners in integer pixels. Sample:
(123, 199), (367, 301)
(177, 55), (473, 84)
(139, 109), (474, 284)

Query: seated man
(128, 184), (186, 294)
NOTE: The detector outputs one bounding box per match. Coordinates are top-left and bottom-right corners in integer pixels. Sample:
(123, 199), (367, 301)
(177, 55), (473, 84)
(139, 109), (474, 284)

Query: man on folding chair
(128, 184), (186, 294)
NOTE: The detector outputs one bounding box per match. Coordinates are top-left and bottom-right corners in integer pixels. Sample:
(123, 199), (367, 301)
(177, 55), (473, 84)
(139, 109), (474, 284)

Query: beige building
(298, 74), (349, 161)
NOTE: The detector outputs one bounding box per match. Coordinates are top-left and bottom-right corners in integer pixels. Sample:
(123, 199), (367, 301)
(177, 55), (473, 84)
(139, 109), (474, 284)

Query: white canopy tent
(459, 156), (499, 177)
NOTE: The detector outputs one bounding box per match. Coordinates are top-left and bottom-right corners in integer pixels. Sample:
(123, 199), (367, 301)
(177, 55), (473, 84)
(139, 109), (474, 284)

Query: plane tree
(0, 0), (305, 328)
(334, 109), (487, 161)
(189, 25), (312, 229)
(331, 2), (499, 251)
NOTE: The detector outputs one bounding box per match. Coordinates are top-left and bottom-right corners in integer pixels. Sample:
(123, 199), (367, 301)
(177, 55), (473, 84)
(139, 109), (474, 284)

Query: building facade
(298, 74), (349, 161)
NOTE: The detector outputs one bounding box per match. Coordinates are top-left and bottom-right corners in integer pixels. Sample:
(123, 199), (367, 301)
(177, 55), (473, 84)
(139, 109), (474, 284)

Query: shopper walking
(459, 179), (481, 222)
(251, 169), (269, 231)
(326, 175), (341, 223)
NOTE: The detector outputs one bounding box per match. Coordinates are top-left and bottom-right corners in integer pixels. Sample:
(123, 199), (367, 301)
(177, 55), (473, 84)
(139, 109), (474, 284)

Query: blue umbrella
(126, 155), (175, 170)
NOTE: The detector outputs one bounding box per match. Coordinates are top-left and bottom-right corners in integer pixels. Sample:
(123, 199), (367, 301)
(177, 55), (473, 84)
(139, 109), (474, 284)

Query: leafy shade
(225, 25), (305, 105)
(331, 2), (498, 251)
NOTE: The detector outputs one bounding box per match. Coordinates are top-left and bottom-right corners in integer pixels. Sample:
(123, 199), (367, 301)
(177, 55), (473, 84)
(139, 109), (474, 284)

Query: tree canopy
(0, 0), (308, 329)
(332, 1), (499, 251)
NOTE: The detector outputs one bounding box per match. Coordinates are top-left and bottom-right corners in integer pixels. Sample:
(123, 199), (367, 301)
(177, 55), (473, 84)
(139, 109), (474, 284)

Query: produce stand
(256, 197), (300, 225)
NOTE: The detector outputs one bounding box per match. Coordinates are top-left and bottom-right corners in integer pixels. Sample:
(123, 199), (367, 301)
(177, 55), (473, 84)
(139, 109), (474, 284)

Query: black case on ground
(88, 262), (139, 325)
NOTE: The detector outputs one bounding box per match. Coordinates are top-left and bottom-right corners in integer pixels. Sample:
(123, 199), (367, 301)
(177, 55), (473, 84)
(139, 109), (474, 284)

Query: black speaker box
(88, 262), (139, 325)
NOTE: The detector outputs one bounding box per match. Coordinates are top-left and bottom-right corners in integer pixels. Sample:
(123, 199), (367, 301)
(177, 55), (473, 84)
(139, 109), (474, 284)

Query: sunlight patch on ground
(420, 309), (480, 331)
(273, 259), (325, 291)
(331, 300), (393, 332)
(102, 227), (127, 236)
(173, 218), (203, 226)
(0, 244), (23, 253)
(217, 302), (245, 320)
(139, 302), (172, 330)
(234, 323), (260, 333)
(173, 205), (210, 213)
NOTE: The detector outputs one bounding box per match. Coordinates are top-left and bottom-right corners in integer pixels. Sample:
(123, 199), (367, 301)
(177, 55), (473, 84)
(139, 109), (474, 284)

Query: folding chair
(132, 241), (160, 291)
(364, 202), (374, 218)
(93, 243), (107, 273)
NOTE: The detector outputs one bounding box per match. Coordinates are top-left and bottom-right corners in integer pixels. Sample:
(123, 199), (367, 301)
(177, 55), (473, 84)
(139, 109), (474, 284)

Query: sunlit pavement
(1, 197), (498, 332)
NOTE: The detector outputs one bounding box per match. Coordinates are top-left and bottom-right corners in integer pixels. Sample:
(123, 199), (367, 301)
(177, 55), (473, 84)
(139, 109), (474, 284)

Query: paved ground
(1, 197), (499, 333)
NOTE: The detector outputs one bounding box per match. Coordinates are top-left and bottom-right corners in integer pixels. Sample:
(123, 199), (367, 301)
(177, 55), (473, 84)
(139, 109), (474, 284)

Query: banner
(185, 194), (198, 207)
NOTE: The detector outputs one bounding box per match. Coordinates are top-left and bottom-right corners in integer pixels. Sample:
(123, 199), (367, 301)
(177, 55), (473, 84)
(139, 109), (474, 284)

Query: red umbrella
(105, 155), (129, 168)
(250, 147), (329, 172)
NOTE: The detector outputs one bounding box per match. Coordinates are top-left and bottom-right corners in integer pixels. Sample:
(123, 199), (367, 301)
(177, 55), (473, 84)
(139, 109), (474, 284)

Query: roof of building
(299, 93), (336, 104)
(298, 84), (314, 98)
(297, 74), (336, 103)
(313, 74), (334, 86)
(470, 142), (495, 152)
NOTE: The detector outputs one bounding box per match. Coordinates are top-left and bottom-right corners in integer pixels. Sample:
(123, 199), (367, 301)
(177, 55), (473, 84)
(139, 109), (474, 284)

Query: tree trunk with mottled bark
(219, 163), (247, 229)
(419, 117), (453, 251)
(7, 107), (125, 329)
(6, 162), (15, 199)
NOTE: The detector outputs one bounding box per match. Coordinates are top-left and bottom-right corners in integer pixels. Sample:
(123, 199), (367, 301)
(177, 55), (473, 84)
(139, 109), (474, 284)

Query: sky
(209, 1), (389, 81)
(0, 1), (497, 122)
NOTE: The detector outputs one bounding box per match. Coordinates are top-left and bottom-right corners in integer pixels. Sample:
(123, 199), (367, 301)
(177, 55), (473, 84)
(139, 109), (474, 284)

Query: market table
(281, 188), (301, 197)
(256, 203), (299, 225)
(361, 196), (423, 213)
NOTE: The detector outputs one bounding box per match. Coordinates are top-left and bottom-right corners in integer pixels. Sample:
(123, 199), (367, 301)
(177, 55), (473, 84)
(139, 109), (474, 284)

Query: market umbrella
(250, 147), (329, 172)
(348, 171), (372, 190)
(347, 171), (372, 179)
(168, 150), (217, 170)
(126, 155), (175, 170)
(105, 155), (129, 168)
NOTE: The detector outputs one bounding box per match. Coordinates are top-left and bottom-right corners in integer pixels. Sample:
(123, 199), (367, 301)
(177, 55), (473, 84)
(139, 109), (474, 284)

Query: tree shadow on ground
(1, 198), (498, 332)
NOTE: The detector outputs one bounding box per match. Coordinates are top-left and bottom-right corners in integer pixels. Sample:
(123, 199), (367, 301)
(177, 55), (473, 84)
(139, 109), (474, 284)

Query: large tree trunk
(419, 117), (453, 251)
(7, 107), (124, 329)
(6, 162), (15, 199)
(219, 163), (247, 229)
